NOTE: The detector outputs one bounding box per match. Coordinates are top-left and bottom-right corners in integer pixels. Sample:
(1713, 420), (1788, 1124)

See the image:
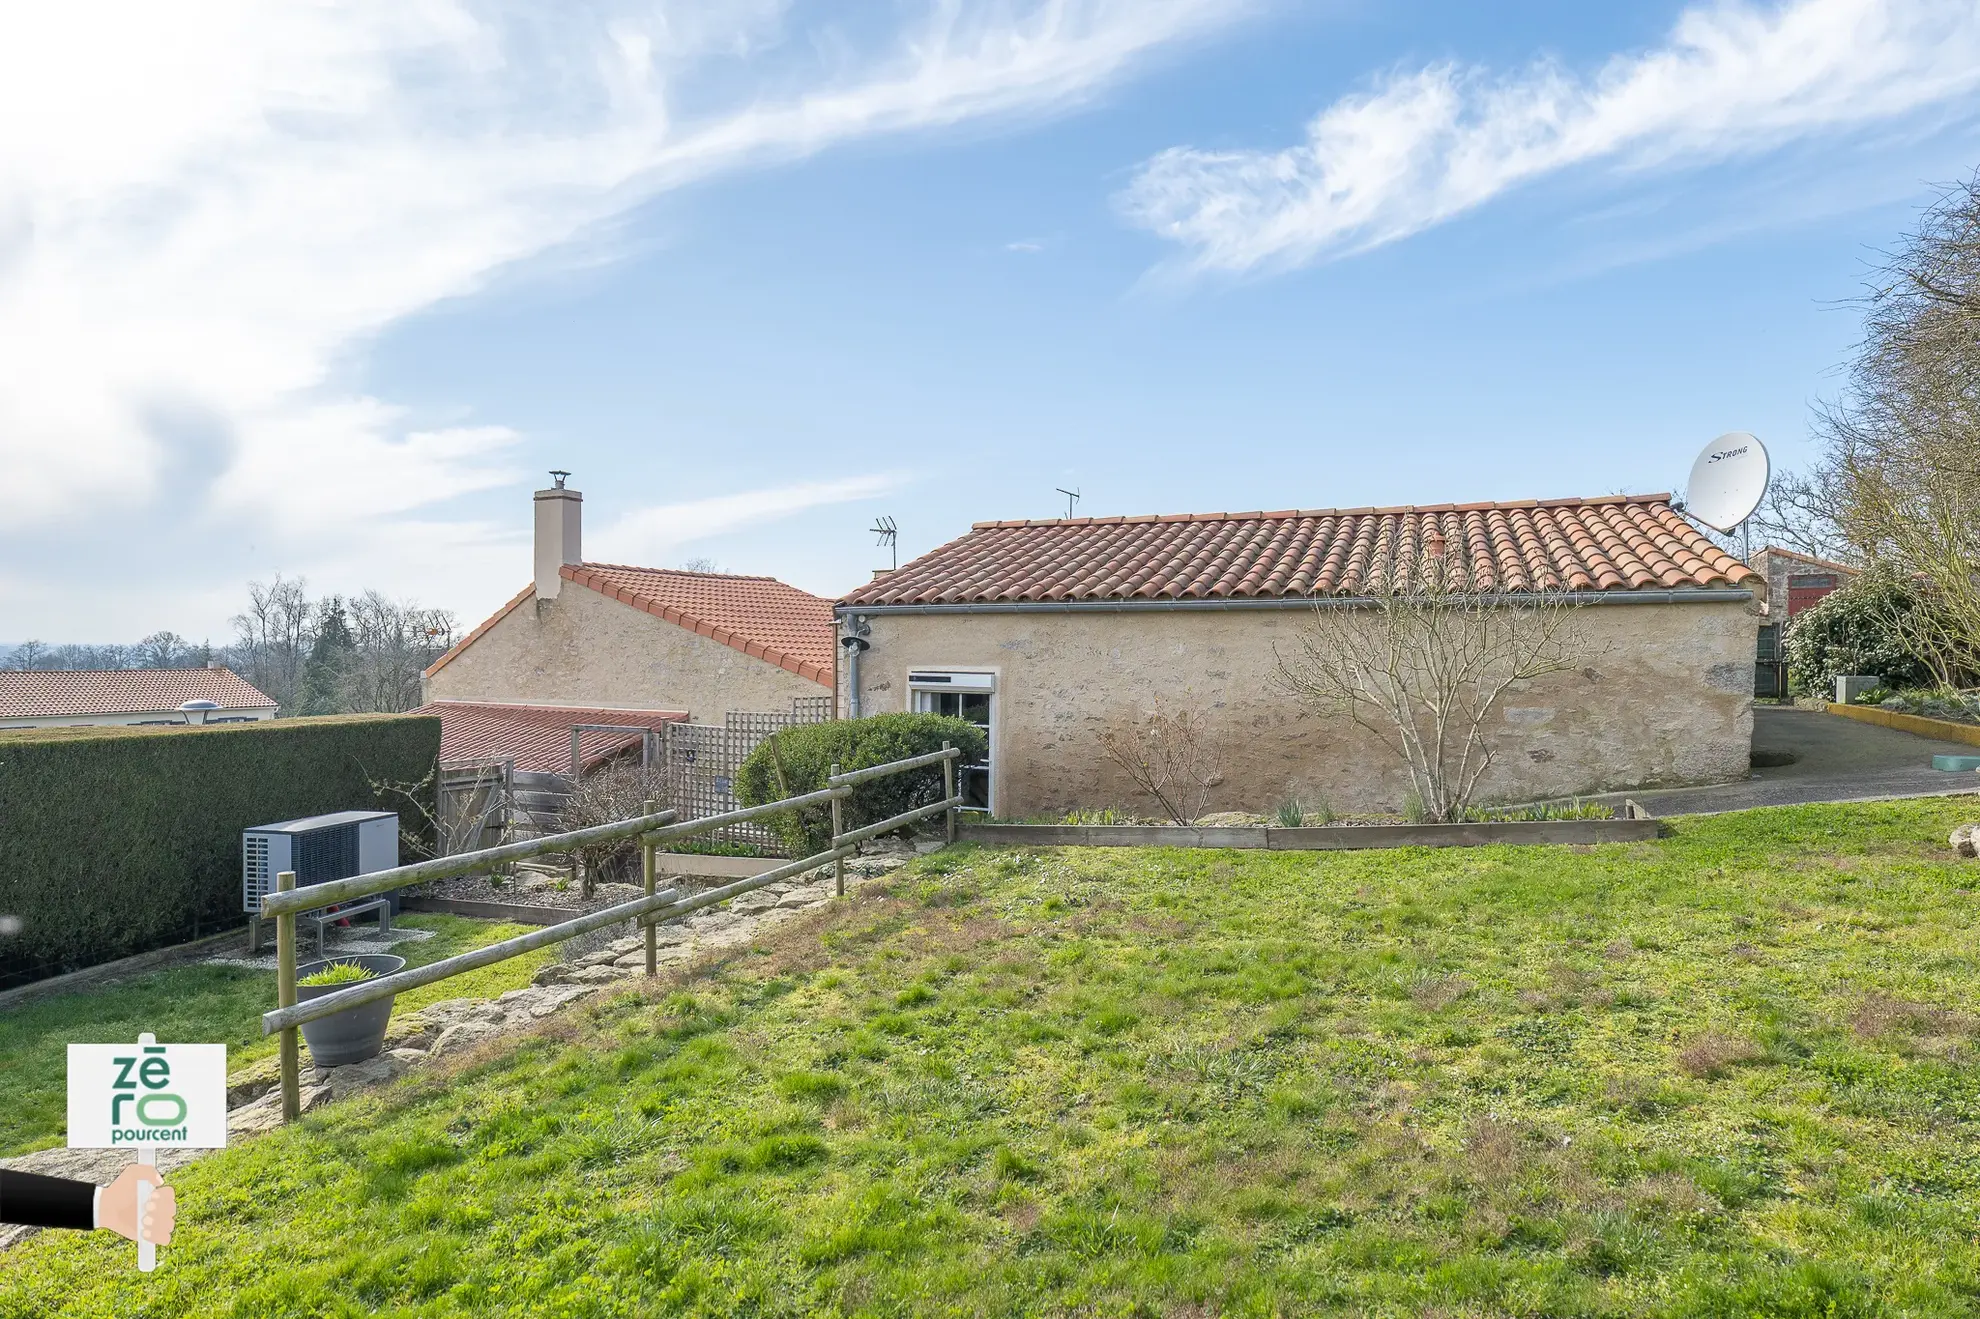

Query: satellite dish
(1685, 432), (1769, 532)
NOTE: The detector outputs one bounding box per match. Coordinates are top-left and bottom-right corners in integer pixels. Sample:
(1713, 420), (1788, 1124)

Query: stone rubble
(1953, 823), (1979, 859)
(0, 840), (923, 1253)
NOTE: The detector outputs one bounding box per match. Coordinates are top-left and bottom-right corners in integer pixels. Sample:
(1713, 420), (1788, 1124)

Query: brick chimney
(535, 471), (582, 601)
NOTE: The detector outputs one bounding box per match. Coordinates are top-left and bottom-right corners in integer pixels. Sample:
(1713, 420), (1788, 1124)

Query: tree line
(2, 575), (456, 716)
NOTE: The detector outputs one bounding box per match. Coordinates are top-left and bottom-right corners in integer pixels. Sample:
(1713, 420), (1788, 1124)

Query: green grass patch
(8, 799), (1980, 1316)
(0, 915), (554, 1156)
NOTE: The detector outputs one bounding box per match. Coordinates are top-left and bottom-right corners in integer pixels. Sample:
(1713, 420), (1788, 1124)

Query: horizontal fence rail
(259, 808), (682, 918)
(260, 743), (964, 1122)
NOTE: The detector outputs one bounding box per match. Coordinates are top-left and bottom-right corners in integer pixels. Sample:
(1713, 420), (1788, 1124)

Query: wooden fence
(258, 743), (962, 1122)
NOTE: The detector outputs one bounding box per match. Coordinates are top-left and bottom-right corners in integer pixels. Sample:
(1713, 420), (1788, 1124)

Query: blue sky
(4, 0), (1979, 640)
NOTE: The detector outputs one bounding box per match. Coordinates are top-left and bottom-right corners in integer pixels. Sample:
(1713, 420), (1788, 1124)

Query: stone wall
(426, 581), (830, 720)
(841, 601), (1758, 819)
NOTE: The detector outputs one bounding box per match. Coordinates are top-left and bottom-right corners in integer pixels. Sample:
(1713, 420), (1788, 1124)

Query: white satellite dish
(1685, 432), (1769, 533)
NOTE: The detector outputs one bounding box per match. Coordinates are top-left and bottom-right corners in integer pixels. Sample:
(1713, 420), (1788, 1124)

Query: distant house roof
(840, 495), (1759, 607)
(416, 701), (687, 775)
(0, 668), (278, 720)
(425, 565), (836, 687)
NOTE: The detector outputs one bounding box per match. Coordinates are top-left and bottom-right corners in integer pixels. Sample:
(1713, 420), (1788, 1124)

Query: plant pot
(295, 953), (406, 1067)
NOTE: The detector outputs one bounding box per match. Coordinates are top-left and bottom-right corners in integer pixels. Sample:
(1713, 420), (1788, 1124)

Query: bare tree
(2, 640), (47, 670)
(343, 591), (457, 713)
(1276, 538), (1595, 822)
(1098, 703), (1224, 825)
(133, 631), (190, 668)
(1814, 171), (1980, 685)
(230, 575), (315, 712)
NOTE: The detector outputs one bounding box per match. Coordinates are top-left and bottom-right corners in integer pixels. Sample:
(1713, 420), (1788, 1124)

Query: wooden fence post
(643, 798), (658, 976)
(942, 741), (956, 846)
(831, 762), (845, 899)
(275, 870), (300, 1123)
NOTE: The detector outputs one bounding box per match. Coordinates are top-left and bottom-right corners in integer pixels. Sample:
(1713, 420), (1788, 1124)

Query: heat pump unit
(243, 810), (399, 915)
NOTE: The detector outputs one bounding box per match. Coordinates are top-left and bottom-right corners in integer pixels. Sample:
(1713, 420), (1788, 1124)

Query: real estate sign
(67, 1040), (228, 1149)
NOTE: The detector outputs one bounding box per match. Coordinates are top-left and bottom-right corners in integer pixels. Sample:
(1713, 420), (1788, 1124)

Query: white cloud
(1118, 0), (1980, 275)
(594, 473), (910, 564)
(0, 0), (1243, 634)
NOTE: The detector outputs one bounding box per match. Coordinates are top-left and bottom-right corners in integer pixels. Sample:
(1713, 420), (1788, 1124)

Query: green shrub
(733, 715), (986, 858)
(1784, 571), (1942, 695)
(0, 715), (438, 987)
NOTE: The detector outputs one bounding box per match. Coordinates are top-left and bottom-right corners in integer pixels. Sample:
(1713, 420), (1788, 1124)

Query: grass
(8, 798), (1980, 1316)
(0, 915), (554, 1157)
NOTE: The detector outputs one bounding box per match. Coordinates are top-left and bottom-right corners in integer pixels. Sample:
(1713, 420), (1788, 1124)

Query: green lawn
(7, 800), (1980, 1316)
(0, 915), (554, 1157)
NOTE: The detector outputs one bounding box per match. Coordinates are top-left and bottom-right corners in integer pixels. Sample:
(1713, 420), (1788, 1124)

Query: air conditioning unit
(243, 810), (399, 915)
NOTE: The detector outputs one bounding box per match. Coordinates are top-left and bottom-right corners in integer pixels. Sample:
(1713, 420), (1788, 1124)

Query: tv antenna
(1683, 432), (1769, 562)
(871, 515), (898, 569)
(1056, 487), (1080, 519)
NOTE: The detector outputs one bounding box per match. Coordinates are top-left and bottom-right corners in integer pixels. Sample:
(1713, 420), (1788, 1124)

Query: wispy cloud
(1118, 0), (1980, 276)
(0, 0), (1244, 632)
(594, 472), (911, 564)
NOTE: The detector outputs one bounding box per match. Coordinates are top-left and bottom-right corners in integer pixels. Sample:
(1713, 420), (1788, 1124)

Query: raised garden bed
(959, 812), (1659, 851)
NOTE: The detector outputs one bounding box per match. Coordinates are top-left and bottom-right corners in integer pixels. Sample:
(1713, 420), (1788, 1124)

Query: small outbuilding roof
(416, 700), (687, 775)
(0, 667), (278, 720)
(426, 565), (836, 686)
(840, 495), (1757, 607)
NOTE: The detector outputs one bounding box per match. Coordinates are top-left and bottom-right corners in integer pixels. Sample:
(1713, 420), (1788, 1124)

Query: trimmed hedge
(0, 715), (439, 987)
(733, 714), (987, 859)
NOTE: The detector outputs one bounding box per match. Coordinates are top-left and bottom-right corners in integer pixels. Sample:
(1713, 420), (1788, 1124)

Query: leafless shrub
(558, 758), (668, 898)
(1097, 703), (1224, 825)
(1674, 1031), (1762, 1078)
(1276, 540), (1601, 822)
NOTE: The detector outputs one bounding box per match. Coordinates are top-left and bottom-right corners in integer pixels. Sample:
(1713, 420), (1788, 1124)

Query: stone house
(835, 494), (1762, 819)
(1745, 547), (1859, 697)
(422, 477), (837, 721)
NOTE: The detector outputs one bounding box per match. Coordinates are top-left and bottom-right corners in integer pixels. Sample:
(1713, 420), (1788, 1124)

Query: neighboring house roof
(1750, 546), (1861, 576)
(417, 701), (687, 775)
(425, 565), (836, 686)
(841, 495), (1759, 607)
(0, 668), (278, 720)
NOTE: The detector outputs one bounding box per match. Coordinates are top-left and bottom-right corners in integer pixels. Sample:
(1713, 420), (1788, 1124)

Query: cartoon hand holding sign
(58, 1032), (227, 1269)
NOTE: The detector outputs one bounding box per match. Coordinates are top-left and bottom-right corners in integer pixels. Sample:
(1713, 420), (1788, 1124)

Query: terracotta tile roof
(0, 668), (278, 721)
(425, 566), (836, 686)
(416, 701), (687, 775)
(841, 495), (1759, 607)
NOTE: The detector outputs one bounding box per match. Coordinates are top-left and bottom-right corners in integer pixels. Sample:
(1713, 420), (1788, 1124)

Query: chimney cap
(549, 469), (571, 489)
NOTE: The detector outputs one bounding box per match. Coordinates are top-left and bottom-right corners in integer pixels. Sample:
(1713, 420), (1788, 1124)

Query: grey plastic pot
(295, 953), (406, 1067)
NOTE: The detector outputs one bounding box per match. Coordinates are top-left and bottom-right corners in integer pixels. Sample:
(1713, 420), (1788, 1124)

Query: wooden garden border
(958, 810), (1659, 852)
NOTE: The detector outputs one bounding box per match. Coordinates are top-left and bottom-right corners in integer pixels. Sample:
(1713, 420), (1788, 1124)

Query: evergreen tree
(297, 597), (355, 715)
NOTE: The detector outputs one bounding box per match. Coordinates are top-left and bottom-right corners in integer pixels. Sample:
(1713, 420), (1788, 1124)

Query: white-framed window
(909, 669), (995, 813)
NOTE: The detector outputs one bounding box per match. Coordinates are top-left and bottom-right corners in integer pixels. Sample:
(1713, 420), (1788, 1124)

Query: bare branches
(1814, 169), (1980, 682)
(1276, 547), (1595, 822)
(1098, 704), (1224, 825)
